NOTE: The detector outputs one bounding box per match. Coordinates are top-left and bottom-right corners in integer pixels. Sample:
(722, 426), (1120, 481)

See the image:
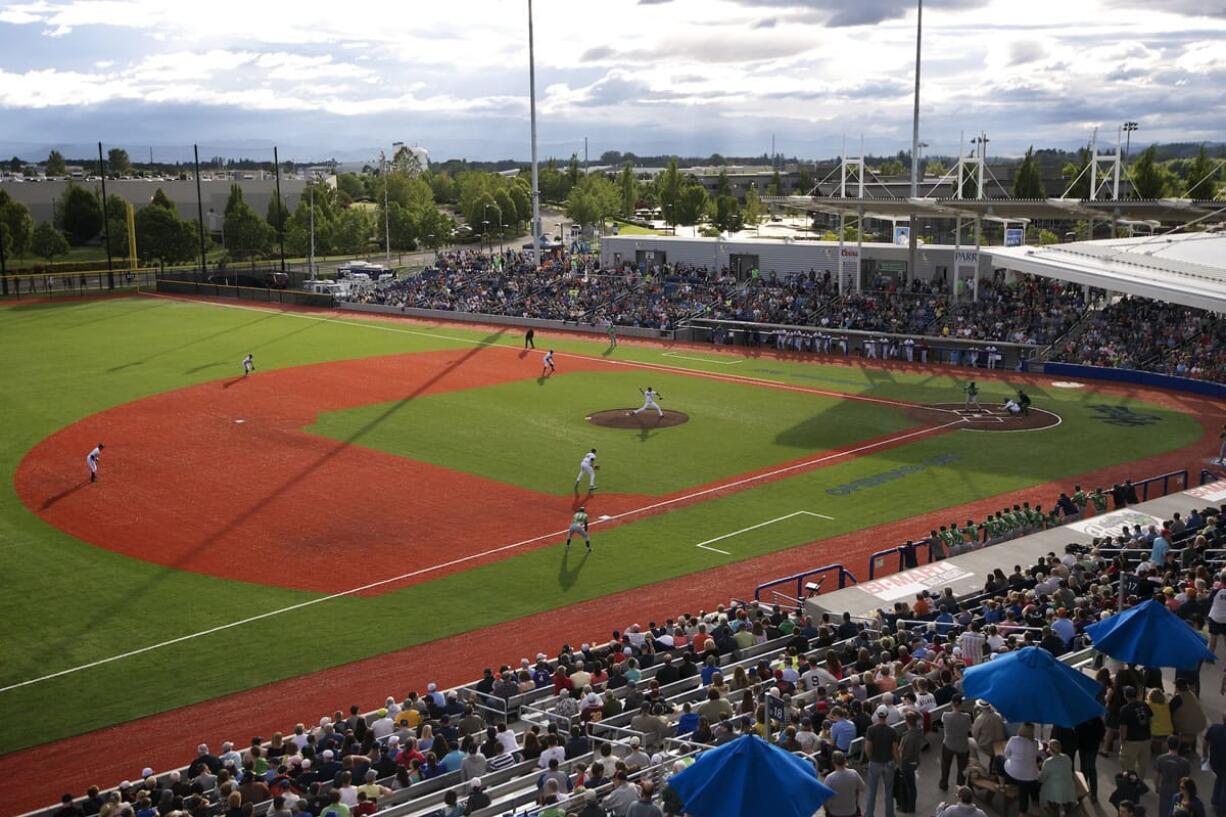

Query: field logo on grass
(1088, 405), (1162, 427)
(825, 452), (959, 496)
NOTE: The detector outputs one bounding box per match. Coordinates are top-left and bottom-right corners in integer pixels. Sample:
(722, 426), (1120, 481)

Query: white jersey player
(542, 350), (556, 376)
(87, 443), (104, 483)
(575, 448), (599, 491)
(242, 353), (255, 376)
(629, 387), (664, 417)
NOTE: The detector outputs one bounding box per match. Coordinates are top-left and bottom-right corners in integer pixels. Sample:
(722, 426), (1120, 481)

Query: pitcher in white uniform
(575, 448), (599, 490)
(629, 387), (664, 417)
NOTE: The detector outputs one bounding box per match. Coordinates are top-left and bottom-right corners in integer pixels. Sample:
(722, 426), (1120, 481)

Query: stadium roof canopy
(988, 232), (1226, 314)
(763, 194), (1221, 226)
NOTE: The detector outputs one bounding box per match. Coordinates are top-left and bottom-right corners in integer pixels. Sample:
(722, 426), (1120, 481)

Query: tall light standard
(380, 148), (391, 268)
(527, 0), (541, 268)
(908, 0), (923, 284)
(1123, 121), (1139, 160)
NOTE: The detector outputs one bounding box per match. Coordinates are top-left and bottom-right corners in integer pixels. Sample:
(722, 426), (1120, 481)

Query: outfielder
(575, 448), (599, 491)
(629, 387), (664, 417)
(964, 381), (982, 411)
(542, 350), (556, 377)
(242, 353), (255, 376)
(87, 443), (104, 483)
(566, 505), (591, 552)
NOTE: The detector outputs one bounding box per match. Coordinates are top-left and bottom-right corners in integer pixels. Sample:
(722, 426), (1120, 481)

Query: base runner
(566, 506), (591, 552)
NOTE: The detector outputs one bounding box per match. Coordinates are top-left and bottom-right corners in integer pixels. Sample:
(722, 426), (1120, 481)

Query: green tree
(427, 171), (457, 203)
(877, 159), (906, 176)
(743, 185), (765, 227)
(334, 208), (372, 255)
(925, 158), (948, 177)
(31, 221), (69, 262)
(1184, 145), (1219, 200)
(1038, 229), (1060, 245)
(1012, 146), (1046, 199)
(1129, 146), (1172, 199)
(675, 182), (709, 227)
(618, 162), (638, 216)
(493, 189), (516, 230)
(796, 166), (814, 196)
(104, 193), (131, 259)
(712, 194), (742, 232)
(0, 189), (34, 259)
(45, 150), (67, 177)
(564, 174), (619, 227)
(266, 193), (289, 235)
(106, 147), (131, 176)
(767, 169), (783, 195)
(150, 188), (175, 210)
(56, 182), (103, 244)
(566, 154), (581, 190)
(135, 202), (196, 266)
(336, 173), (365, 202)
(508, 183), (531, 228)
(466, 192), (500, 235)
(538, 160), (570, 202)
(222, 184), (274, 259)
(715, 168), (732, 198)
(1060, 147), (1091, 198)
(656, 158), (683, 228)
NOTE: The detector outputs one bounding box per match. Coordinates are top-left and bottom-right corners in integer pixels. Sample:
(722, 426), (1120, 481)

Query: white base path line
(694, 510), (835, 555)
(661, 351), (744, 366)
(141, 294), (923, 411)
(1, 416), (962, 694)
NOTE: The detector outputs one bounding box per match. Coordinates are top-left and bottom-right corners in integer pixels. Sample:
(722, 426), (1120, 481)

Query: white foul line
(694, 510), (836, 555)
(1, 417), (963, 694)
(661, 352), (744, 366)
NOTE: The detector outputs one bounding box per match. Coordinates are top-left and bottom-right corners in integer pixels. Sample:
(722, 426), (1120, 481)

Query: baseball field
(0, 293), (1218, 805)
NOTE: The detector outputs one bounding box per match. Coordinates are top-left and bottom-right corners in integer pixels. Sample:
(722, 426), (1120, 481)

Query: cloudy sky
(1, 0), (1224, 164)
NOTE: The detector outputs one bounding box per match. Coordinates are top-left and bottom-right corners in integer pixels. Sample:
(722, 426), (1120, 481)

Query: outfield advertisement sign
(893, 226), (910, 245)
(858, 561), (974, 602)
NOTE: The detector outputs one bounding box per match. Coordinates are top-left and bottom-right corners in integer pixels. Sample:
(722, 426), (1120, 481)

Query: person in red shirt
(352, 792), (376, 817)
(552, 667), (574, 697)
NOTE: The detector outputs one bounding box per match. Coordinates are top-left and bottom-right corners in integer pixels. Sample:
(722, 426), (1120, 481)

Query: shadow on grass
(105, 312), (278, 373)
(557, 546), (590, 591)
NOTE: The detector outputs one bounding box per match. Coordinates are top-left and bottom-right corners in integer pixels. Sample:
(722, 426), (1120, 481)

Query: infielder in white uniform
(575, 448), (599, 491)
(541, 350), (556, 377)
(629, 387), (664, 417)
(87, 443), (104, 483)
(242, 353), (255, 376)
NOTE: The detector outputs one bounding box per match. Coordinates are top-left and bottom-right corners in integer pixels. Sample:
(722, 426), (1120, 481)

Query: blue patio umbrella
(962, 646), (1104, 727)
(1085, 598), (1216, 670)
(667, 734), (834, 817)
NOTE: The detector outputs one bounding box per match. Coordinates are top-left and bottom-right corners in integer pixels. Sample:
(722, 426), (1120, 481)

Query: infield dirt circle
(907, 402), (1061, 431)
(586, 409), (690, 429)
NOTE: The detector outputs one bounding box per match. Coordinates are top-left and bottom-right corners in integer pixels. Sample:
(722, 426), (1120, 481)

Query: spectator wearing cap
(864, 705), (900, 817)
(940, 694), (971, 791)
(624, 738), (652, 771)
(426, 682), (445, 709)
(463, 777), (490, 815)
(602, 772), (639, 817)
(971, 701), (1005, 764)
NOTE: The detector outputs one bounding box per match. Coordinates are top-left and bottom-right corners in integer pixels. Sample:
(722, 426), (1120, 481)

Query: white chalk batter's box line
(694, 510), (835, 555)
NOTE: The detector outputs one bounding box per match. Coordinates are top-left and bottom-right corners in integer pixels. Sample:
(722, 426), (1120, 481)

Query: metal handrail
(753, 563), (857, 605)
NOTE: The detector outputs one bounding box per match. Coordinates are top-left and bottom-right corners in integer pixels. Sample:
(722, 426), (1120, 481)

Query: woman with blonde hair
(1040, 738), (1077, 815)
(1004, 722), (1042, 814)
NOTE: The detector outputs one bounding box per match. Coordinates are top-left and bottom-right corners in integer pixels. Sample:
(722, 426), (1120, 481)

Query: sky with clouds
(0, 0), (1224, 164)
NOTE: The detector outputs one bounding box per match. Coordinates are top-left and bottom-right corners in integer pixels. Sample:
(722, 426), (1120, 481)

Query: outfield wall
(340, 301), (676, 340)
(1043, 362), (1226, 400)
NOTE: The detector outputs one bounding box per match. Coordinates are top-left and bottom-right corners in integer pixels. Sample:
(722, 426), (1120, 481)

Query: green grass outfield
(0, 296), (1204, 753)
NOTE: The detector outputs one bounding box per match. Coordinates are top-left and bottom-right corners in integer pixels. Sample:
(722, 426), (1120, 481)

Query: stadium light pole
(528, 0), (541, 269)
(908, 0), (922, 284)
(1123, 121), (1139, 161)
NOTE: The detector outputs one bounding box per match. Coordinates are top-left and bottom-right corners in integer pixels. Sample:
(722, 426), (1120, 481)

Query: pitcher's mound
(586, 409), (690, 429)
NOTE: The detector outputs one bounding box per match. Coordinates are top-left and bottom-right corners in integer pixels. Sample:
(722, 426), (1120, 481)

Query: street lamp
(1123, 121), (1139, 160)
